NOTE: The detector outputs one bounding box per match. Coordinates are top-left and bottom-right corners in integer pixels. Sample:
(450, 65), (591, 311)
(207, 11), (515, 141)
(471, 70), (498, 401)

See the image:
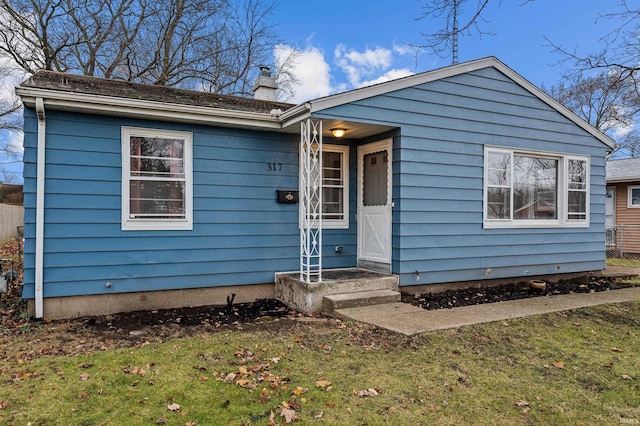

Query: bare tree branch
(547, 1), (640, 85)
(547, 70), (640, 157)
(412, 0), (493, 64)
(0, 0), (294, 182)
(0, 0), (288, 91)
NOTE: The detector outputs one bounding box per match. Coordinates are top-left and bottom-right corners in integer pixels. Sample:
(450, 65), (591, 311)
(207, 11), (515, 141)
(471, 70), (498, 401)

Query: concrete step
(323, 289), (401, 313)
(275, 269), (399, 314)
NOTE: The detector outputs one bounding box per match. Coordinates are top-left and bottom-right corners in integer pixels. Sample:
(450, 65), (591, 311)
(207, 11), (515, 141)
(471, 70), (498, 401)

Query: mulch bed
(403, 276), (628, 310)
(84, 298), (293, 334)
(1, 238), (637, 336)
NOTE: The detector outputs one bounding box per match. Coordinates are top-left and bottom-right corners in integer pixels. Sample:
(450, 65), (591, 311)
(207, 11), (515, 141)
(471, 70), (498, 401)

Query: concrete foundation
(26, 270), (607, 320)
(275, 269), (399, 314)
(27, 283), (274, 320)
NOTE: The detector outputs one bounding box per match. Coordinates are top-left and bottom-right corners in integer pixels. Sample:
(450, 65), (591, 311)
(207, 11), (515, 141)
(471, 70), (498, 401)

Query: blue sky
(271, 0), (623, 103)
(0, 1), (628, 183)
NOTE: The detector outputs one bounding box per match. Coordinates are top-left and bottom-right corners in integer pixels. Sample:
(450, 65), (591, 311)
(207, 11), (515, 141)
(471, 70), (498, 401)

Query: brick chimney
(252, 66), (278, 101)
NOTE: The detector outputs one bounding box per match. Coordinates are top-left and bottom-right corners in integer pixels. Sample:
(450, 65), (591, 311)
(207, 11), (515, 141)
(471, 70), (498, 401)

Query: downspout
(35, 97), (46, 318)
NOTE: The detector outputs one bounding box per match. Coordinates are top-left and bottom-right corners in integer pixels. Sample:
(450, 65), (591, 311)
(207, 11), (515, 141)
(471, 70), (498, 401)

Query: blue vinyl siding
(22, 110), (356, 298)
(314, 67), (609, 286)
(22, 64), (610, 300)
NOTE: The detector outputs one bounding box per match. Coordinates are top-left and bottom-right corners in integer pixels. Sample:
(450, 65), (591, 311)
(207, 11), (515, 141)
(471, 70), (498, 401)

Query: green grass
(2, 302), (640, 425)
(607, 257), (640, 268)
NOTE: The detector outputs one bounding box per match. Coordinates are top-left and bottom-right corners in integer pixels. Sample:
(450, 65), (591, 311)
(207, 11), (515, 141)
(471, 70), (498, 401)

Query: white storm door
(358, 139), (392, 265)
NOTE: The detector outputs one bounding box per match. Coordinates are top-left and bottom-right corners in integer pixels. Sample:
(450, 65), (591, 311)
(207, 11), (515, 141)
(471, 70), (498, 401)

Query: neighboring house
(605, 158), (640, 254)
(0, 184), (24, 241)
(16, 57), (614, 319)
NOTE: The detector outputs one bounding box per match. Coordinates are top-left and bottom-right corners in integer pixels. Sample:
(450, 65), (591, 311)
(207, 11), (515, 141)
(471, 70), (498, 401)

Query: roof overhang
(606, 177), (640, 184)
(17, 86), (395, 139)
(16, 57), (617, 149)
(16, 86), (283, 131)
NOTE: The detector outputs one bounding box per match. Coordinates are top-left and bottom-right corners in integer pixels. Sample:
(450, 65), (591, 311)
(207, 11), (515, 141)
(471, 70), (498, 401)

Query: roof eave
(277, 102), (312, 128)
(606, 177), (640, 183)
(16, 86), (282, 130)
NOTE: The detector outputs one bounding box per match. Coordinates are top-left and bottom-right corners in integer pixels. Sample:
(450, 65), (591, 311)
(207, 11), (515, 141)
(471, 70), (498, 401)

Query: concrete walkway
(334, 286), (640, 336)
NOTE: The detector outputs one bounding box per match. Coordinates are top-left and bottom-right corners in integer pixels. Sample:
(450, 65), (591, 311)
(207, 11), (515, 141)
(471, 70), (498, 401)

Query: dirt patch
(3, 275), (636, 359)
(403, 276), (632, 310)
(74, 298), (299, 351)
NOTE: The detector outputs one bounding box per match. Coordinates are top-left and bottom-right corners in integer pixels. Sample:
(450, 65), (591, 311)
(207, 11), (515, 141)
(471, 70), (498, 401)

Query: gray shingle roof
(20, 70), (295, 114)
(606, 158), (640, 182)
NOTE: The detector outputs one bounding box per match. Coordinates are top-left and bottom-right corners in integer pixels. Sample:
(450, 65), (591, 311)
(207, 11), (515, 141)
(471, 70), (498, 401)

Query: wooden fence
(0, 204), (24, 242)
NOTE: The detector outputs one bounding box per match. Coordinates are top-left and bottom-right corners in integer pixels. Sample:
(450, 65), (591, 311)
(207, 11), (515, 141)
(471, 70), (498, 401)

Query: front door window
(363, 151), (388, 206)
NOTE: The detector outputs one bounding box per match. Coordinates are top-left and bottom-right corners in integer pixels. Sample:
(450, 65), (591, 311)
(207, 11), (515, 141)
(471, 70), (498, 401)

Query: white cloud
(0, 127), (24, 184)
(6, 129), (24, 155)
(334, 44), (393, 87)
(275, 44), (333, 103)
(0, 57), (26, 98)
(611, 121), (633, 139)
(392, 43), (415, 56)
(274, 41), (418, 103)
(359, 68), (414, 88)
(336, 45), (392, 68)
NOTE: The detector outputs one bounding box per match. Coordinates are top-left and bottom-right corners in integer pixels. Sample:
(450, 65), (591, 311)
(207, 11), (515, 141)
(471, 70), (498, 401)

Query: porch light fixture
(330, 128), (347, 138)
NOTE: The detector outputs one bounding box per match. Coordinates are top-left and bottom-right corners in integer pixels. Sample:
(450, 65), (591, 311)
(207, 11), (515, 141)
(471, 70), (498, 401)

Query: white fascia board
(16, 87), (282, 130)
(607, 177), (640, 183)
(277, 103), (311, 128)
(304, 56), (615, 150)
(306, 58), (498, 112)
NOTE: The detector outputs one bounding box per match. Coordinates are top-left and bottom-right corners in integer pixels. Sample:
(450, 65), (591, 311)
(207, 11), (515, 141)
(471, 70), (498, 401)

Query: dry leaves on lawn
(355, 388), (380, 397)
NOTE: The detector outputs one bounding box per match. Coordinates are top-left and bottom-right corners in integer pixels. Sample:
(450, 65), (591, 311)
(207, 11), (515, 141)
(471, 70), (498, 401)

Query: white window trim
(483, 146), (590, 228)
(322, 144), (350, 229)
(122, 126), (193, 231)
(566, 155), (590, 222)
(628, 186), (640, 208)
(299, 144), (349, 229)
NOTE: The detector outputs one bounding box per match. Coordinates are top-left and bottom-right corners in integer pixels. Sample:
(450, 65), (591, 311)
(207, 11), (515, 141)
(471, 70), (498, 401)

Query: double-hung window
(628, 186), (640, 208)
(567, 158), (588, 220)
(122, 127), (193, 230)
(484, 147), (589, 227)
(321, 145), (349, 228)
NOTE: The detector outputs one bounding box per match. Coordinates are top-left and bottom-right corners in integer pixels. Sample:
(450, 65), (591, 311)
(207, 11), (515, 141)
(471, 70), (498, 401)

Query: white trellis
(300, 119), (322, 283)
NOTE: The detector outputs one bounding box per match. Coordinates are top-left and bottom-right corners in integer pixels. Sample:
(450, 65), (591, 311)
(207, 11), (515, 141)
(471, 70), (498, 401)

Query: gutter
(16, 87), (282, 131)
(34, 97), (46, 318)
(278, 102), (311, 128)
(606, 178), (640, 184)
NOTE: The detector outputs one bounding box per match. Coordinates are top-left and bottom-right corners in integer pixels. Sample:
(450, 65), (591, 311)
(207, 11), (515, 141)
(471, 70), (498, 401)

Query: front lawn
(2, 301), (639, 425)
(607, 257), (640, 268)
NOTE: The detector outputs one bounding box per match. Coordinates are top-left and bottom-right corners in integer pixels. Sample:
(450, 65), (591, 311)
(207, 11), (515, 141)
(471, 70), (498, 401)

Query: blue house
(16, 57), (614, 319)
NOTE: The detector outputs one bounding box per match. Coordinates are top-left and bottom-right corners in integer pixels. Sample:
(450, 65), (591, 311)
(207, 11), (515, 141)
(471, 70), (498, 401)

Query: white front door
(605, 187), (615, 227)
(358, 139), (392, 268)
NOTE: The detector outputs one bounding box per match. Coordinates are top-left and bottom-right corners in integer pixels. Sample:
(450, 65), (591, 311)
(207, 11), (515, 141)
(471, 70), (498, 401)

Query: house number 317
(267, 162), (283, 172)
